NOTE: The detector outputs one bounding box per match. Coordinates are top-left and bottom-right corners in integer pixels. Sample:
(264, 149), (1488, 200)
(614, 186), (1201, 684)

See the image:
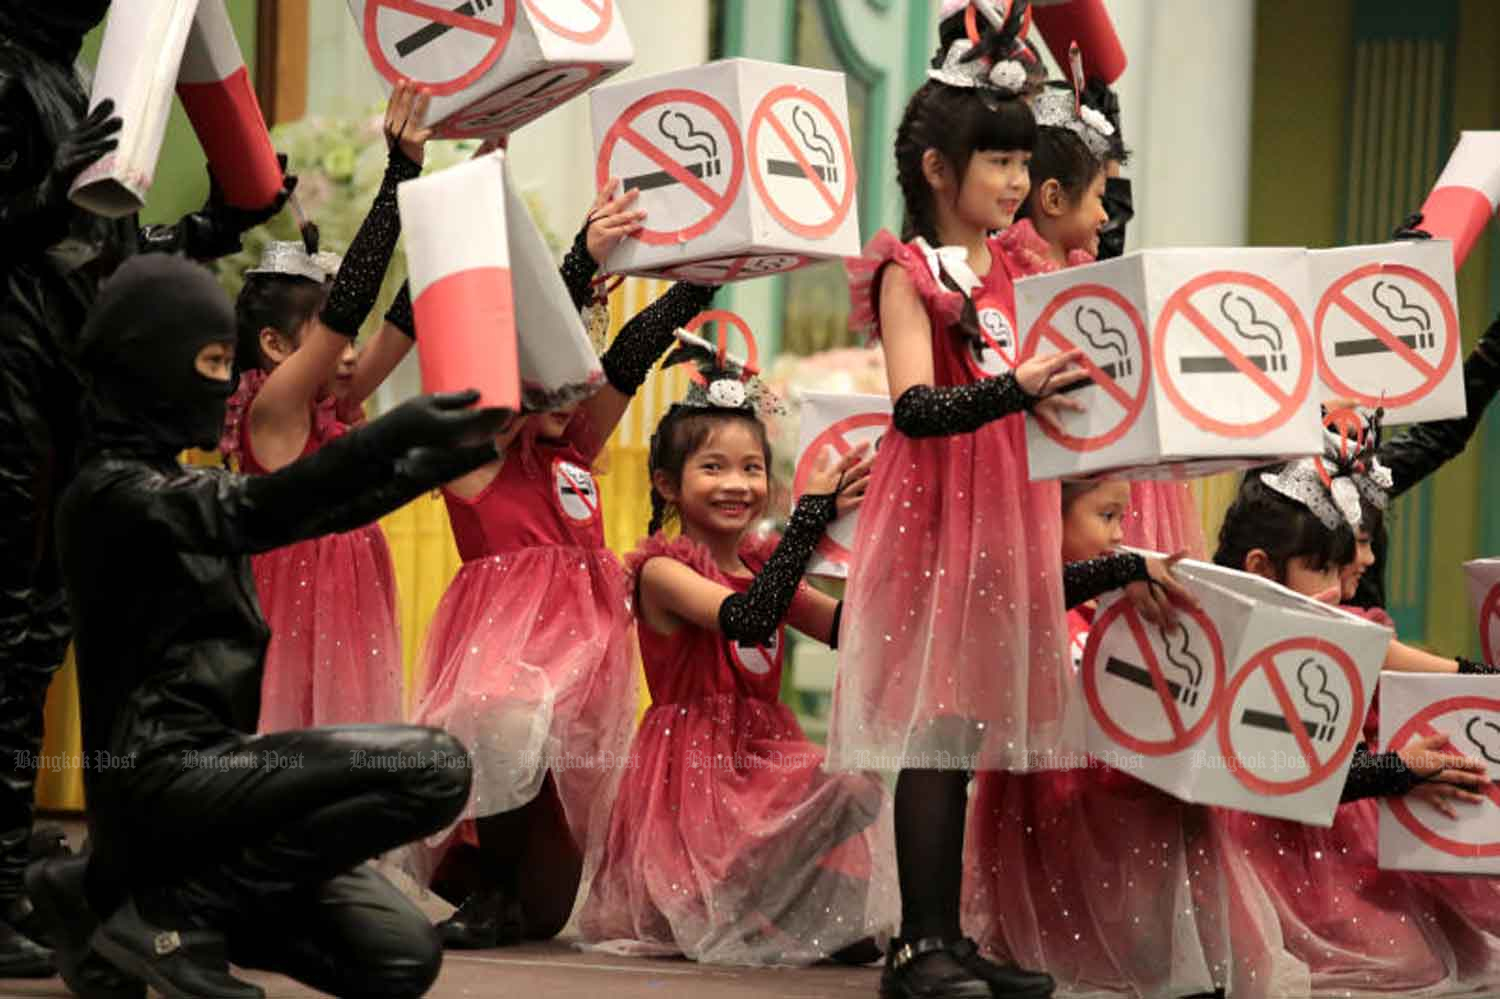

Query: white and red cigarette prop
(70, 0), (200, 217)
(1418, 132), (1500, 270)
(176, 0), (283, 210)
(1031, 0), (1126, 86)
(398, 152), (521, 412)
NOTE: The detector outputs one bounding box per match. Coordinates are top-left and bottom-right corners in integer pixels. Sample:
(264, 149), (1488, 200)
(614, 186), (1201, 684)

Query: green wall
(80, 1), (260, 225)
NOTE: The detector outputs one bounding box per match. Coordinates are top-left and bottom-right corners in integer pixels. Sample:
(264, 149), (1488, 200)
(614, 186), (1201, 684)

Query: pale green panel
(81, 1), (260, 225)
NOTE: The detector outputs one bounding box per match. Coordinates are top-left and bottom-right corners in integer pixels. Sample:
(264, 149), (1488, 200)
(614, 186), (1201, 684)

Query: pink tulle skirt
(253, 523), (403, 732)
(828, 416), (1076, 773)
(406, 546), (637, 880)
(1125, 481), (1206, 558)
(579, 692), (897, 965)
(965, 766), (1308, 998)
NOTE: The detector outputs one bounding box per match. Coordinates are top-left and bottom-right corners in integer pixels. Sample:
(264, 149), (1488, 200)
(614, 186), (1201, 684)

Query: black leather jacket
(1353, 317), (1500, 608)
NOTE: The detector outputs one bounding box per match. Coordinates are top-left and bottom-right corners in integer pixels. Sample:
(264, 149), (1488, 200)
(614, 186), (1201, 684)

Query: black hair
(1358, 496), (1385, 541)
(1018, 122), (1102, 221)
(1061, 479), (1104, 512)
(646, 405), (773, 535)
(233, 273), (326, 378)
(1212, 473), (1355, 580)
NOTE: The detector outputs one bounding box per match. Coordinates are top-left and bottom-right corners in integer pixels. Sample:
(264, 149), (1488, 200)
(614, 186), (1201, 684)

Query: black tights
(470, 772), (584, 940)
(894, 768), (969, 942)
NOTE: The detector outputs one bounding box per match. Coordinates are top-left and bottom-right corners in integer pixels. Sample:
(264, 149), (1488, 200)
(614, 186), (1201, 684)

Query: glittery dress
(826, 229), (1076, 773)
(578, 533), (896, 965)
(220, 370), (403, 731)
(405, 439), (636, 881)
(965, 606), (1310, 998)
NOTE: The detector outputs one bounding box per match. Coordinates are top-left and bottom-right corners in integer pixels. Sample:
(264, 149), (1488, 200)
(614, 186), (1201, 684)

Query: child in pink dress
(579, 345), (894, 965)
(219, 82), (432, 731)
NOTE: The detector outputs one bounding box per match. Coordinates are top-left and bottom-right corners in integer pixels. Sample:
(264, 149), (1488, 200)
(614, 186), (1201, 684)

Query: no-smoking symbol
(553, 457), (600, 525)
(729, 627), (783, 678)
(364, 0), (518, 97)
(522, 0), (612, 44)
(597, 89), (744, 248)
(662, 253), (812, 284)
(1217, 637), (1364, 796)
(1315, 263), (1459, 410)
(682, 310), (758, 386)
(793, 413), (889, 565)
(444, 64), (604, 138)
(747, 85), (855, 240)
(1022, 284), (1150, 452)
(1154, 271), (1314, 439)
(1385, 695), (1500, 857)
(1082, 598), (1226, 756)
(964, 300), (1020, 378)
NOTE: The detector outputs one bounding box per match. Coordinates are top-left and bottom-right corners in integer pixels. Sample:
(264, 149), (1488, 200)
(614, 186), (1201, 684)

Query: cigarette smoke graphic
(1296, 658), (1340, 742)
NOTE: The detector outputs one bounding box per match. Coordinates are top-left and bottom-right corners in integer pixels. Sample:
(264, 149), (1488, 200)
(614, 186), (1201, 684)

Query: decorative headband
(1031, 43), (1116, 159)
(245, 240), (341, 283)
(929, 0), (1033, 98)
(1260, 407), (1393, 530)
(662, 327), (781, 418)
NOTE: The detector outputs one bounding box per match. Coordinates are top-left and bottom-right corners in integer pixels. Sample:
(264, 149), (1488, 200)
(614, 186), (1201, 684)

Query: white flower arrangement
(706, 379), (747, 409)
(988, 60), (1028, 95)
(1078, 105), (1116, 138)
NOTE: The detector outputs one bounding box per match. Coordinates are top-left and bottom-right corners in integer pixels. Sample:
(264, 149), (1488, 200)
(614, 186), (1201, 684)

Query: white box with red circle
(791, 392), (892, 579)
(1082, 557), (1391, 825)
(1308, 240), (1465, 426)
(1465, 557), (1500, 665)
(588, 58), (861, 283)
(1377, 673), (1500, 874)
(1013, 248), (1325, 481)
(347, 0), (634, 140)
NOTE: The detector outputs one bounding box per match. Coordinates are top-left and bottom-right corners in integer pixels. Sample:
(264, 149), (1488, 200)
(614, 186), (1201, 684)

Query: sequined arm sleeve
(385, 281), (415, 340)
(601, 282), (717, 395)
(718, 493), (838, 646)
(1458, 657), (1500, 675)
(560, 225), (598, 311)
(319, 147), (421, 337)
(1340, 742), (1424, 802)
(891, 375), (1034, 439)
(1063, 553), (1149, 609)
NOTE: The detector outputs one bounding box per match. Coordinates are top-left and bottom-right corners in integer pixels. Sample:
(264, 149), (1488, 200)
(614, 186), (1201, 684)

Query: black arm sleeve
(828, 600), (844, 650)
(717, 493), (838, 646)
(891, 374), (1034, 438)
(1458, 657), (1500, 675)
(318, 149), (421, 336)
(1379, 317), (1500, 498)
(1340, 742), (1424, 802)
(1063, 552), (1149, 608)
(385, 280), (415, 340)
(600, 282), (716, 395)
(559, 224), (599, 312)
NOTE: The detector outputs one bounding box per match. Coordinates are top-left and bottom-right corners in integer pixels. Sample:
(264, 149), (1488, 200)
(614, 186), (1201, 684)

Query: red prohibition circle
(1314, 262), (1460, 409)
(364, 0), (518, 97)
(1385, 695), (1500, 857)
(792, 412), (890, 563)
(1081, 596), (1227, 756)
(1216, 637), (1365, 797)
(962, 294), (1018, 380)
(746, 85), (856, 240)
(551, 456), (600, 526)
(1483, 584), (1500, 664)
(1153, 270), (1315, 439)
(682, 310), (759, 385)
(1021, 284), (1151, 452)
(523, 0), (613, 44)
(442, 63), (605, 138)
(596, 89), (744, 247)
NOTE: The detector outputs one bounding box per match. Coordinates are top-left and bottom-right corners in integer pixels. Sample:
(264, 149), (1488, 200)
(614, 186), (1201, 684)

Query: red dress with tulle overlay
(220, 370), (403, 732)
(827, 228), (1075, 773)
(404, 440), (637, 884)
(579, 534), (896, 966)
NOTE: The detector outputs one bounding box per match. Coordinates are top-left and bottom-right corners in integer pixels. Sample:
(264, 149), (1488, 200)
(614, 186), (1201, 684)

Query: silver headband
(1032, 85), (1116, 159)
(246, 241), (340, 284)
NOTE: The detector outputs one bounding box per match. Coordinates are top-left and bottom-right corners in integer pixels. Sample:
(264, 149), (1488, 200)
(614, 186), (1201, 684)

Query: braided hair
(646, 404), (773, 535)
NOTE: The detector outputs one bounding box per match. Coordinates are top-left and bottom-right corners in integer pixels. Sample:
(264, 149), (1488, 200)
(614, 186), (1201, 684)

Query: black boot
(435, 888), (525, 949)
(949, 938), (1054, 997)
(880, 937), (992, 999)
(91, 898), (263, 999)
(25, 855), (144, 999)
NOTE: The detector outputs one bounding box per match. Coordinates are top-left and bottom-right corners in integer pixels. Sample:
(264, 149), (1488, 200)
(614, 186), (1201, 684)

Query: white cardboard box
(589, 58), (860, 282)
(1015, 249), (1324, 480)
(348, 0), (633, 139)
(1081, 557), (1391, 825)
(1465, 557), (1500, 663)
(791, 392), (892, 578)
(1309, 240), (1465, 425)
(1378, 673), (1500, 874)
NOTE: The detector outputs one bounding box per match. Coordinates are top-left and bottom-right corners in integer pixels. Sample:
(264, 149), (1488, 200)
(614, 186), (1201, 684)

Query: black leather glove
(1392, 211), (1433, 241)
(354, 389), (510, 462)
(45, 98), (122, 208)
(140, 155), (297, 261)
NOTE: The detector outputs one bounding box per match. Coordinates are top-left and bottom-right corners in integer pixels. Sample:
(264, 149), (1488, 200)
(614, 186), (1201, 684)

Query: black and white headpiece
(1261, 407), (1394, 530)
(1031, 42), (1116, 158)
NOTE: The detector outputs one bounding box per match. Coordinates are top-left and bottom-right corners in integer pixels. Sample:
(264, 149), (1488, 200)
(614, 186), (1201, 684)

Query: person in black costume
(0, 4), (293, 967)
(29, 253), (509, 999)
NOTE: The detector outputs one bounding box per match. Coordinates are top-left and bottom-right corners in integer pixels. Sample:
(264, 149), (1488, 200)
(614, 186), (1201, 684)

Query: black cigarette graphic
(1058, 358), (1133, 395)
(623, 160), (723, 191)
(766, 160), (838, 183)
(1179, 354), (1289, 375)
(396, 0), (496, 58)
(1105, 656), (1198, 707)
(1239, 708), (1336, 742)
(1333, 332), (1437, 357)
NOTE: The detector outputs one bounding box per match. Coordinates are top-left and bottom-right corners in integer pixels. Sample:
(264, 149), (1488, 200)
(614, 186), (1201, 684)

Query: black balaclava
(77, 254), (237, 455)
(1097, 176), (1133, 260)
(0, 2), (111, 65)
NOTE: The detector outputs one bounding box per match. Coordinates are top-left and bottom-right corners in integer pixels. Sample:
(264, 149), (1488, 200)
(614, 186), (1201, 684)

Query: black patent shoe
(25, 855), (144, 999)
(91, 899), (263, 999)
(880, 937), (992, 999)
(831, 936), (883, 965)
(435, 888), (526, 949)
(949, 937), (1054, 997)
